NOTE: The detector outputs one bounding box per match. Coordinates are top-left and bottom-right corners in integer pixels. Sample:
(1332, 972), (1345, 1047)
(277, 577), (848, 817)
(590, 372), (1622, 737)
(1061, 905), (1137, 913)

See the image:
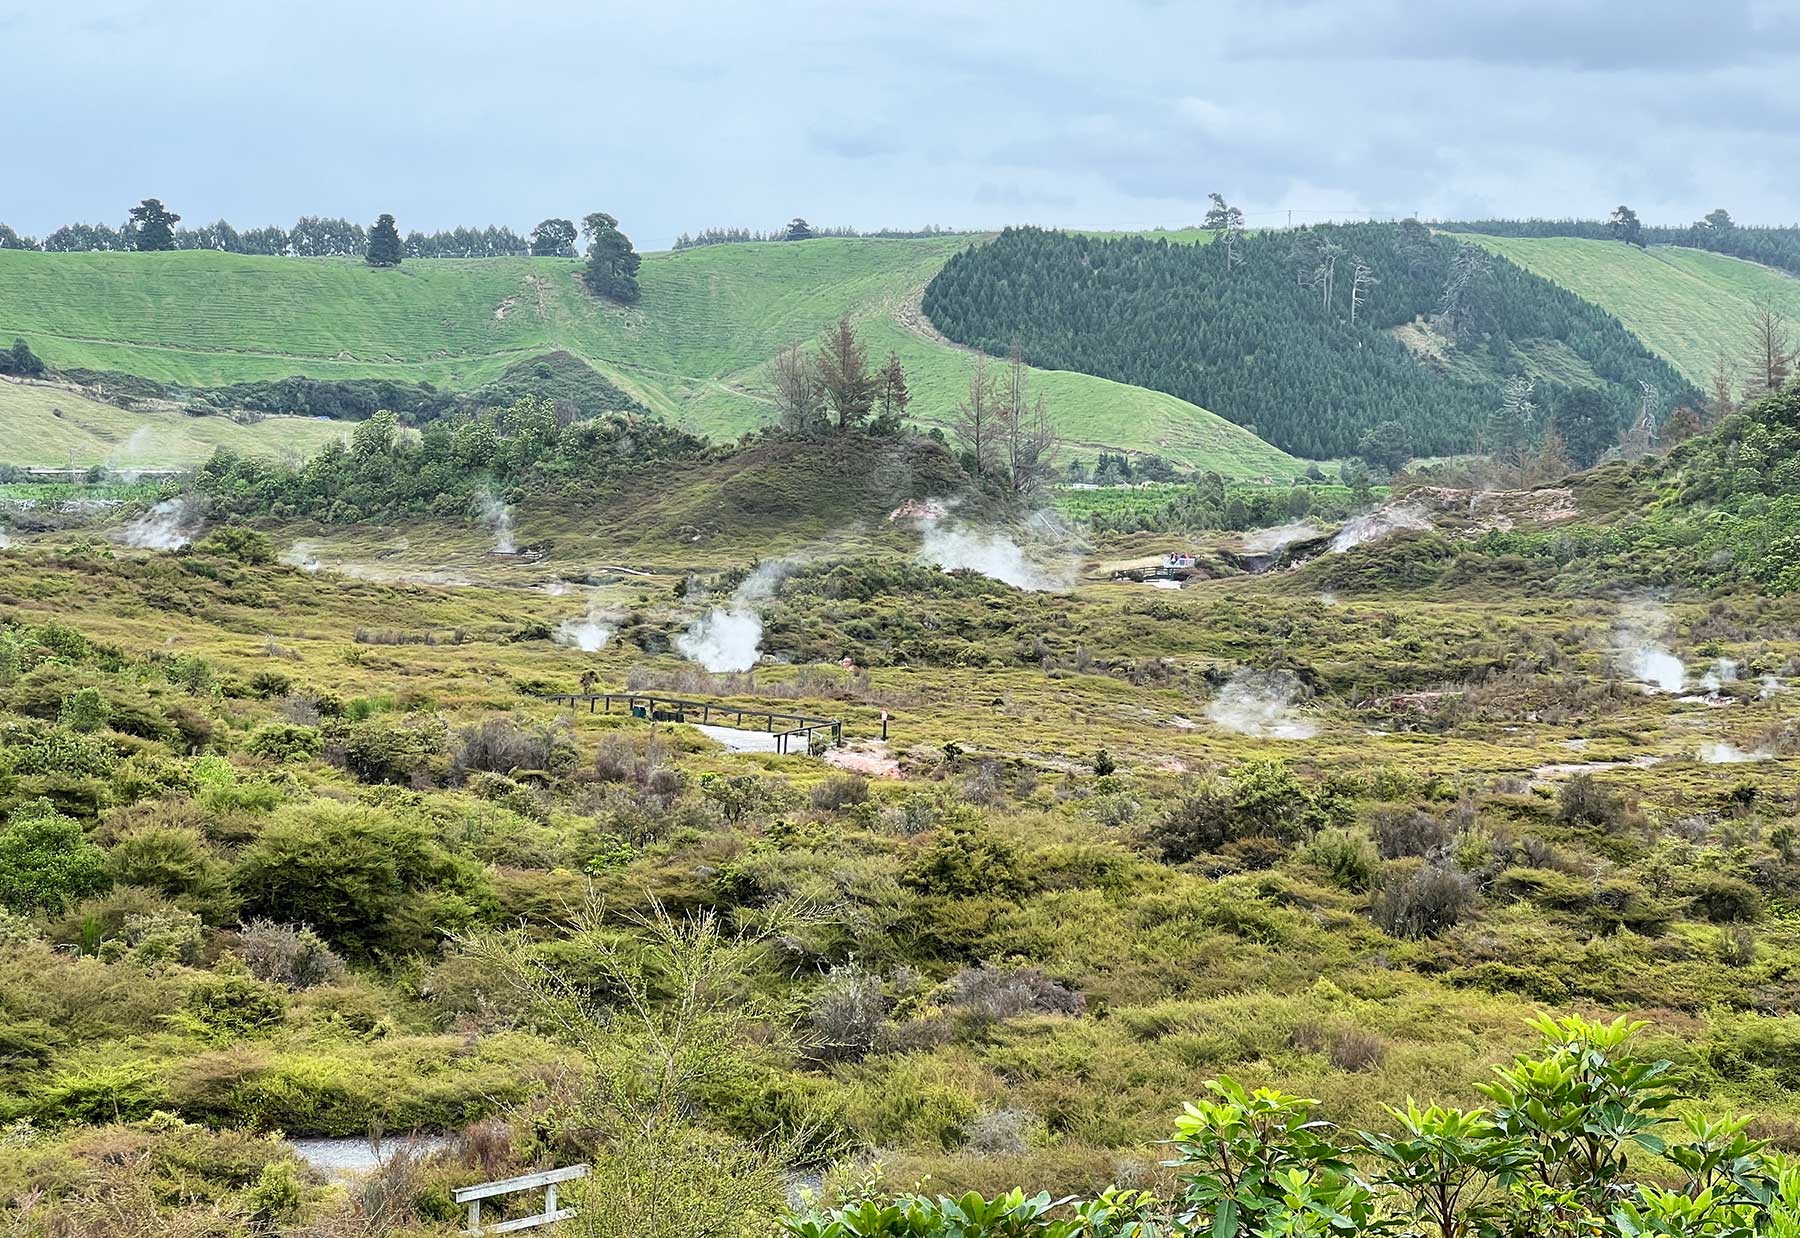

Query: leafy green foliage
(0, 799), (109, 913)
(231, 801), (496, 960)
(192, 394), (708, 521)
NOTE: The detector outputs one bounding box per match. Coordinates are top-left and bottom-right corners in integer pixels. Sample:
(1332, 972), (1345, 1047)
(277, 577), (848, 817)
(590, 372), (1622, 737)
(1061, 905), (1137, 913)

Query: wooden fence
(453, 1164), (588, 1234)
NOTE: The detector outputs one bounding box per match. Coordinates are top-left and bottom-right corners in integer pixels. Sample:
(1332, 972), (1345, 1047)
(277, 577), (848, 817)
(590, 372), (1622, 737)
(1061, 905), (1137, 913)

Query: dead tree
(954, 355), (999, 477)
(1745, 302), (1796, 400)
(1349, 256), (1378, 326)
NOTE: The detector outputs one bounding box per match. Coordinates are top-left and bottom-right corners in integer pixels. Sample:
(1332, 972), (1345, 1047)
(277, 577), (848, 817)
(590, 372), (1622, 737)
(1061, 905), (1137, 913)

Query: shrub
(963, 1107), (1044, 1156)
(453, 717), (577, 778)
(1303, 829), (1380, 890)
(1557, 773), (1629, 830)
(1373, 809), (1449, 859)
(244, 722), (322, 763)
(330, 714), (446, 784)
(0, 798), (110, 912)
(1371, 861), (1476, 939)
(97, 907), (205, 966)
(233, 801), (497, 960)
(58, 687), (109, 733)
(180, 955), (287, 1042)
(1149, 758), (1347, 862)
(1690, 873), (1763, 923)
(902, 815), (1031, 900)
(238, 918), (346, 989)
(810, 773), (870, 812)
(940, 964), (1084, 1020)
(807, 965), (889, 1062)
(195, 525), (275, 565)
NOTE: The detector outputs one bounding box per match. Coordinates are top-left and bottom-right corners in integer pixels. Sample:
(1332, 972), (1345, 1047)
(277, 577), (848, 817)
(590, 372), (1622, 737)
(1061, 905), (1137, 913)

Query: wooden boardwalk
(544, 691), (843, 754)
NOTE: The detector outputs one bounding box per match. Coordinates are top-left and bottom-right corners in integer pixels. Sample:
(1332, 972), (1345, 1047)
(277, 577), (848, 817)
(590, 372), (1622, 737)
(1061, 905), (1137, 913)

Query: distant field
(0, 379), (351, 468)
(0, 242), (1302, 478)
(1460, 235), (1800, 394)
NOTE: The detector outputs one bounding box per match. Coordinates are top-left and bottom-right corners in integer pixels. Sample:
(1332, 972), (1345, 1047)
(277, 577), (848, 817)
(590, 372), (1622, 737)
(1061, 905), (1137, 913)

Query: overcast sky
(4, 0), (1798, 250)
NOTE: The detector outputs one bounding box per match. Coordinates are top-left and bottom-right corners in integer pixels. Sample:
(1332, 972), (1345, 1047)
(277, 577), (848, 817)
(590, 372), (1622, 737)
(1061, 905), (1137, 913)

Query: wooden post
(467, 1199), (481, 1233)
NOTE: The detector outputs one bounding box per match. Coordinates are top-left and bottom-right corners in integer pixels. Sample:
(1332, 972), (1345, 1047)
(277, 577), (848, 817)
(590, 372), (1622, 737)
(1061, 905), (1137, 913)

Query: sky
(4, 0), (1798, 251)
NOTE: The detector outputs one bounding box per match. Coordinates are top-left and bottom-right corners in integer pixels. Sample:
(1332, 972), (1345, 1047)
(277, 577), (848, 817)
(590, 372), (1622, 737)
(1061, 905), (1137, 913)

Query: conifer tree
(365, 214), (403, 267)
(582, 213), (641, 302)
(127, 198), (180, 251)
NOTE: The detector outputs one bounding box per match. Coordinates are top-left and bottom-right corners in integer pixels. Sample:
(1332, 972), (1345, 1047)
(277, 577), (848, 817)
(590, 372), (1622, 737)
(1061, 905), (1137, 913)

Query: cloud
(2, 0), (1796, 247)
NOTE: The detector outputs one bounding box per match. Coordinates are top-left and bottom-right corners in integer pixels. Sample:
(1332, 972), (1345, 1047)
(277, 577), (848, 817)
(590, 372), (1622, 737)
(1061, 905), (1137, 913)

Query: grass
(0, 241), (1301, 477)
(3, 456), (1800, 1229)
(1460, 235), (1800, 394)
(0, 378), (351, 468)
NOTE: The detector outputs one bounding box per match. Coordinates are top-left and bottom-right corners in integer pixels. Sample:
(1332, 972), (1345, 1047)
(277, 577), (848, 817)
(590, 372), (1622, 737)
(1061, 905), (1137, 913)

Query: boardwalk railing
(454, 1164), (588, 1234)
(545, 691), (843, 749)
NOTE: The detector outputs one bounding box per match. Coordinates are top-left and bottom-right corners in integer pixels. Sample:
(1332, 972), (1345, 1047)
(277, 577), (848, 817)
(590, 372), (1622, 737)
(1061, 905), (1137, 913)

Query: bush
(901, 815), (1031, 900)
(453, 717), (577, 778)
(1150, 757), (1351, 863)
(180, 955), (287, 1042)
(244, 722), (322, 763)
(940, 964), (1084, 1020)
(1371, 861), (1476, 939)
(810, 773), (870, 812)
(1690, 873), (1763, 923)
(1373, 809), (1449, 859)
(238, 918), (346, 989)
(1557, 773), (1629, 830)
(1303, 829), (1380, 890)
(106, 823), (232, 917)
(232, 801), (497, 960)
(807, 965), (889, 1062)
(58, 687), (109, 733)
(329, 714), (446, 784)
(0, 798), (110, 913)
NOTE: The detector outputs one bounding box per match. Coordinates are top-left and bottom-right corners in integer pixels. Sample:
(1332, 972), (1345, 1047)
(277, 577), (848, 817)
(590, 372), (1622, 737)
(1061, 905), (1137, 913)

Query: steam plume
(1614, 603), (1685, 694)
(476, 492), (516, 554)
(1698, 742), (1771, 765)
(1244, 522), (1325, 554)
(1207, 670), (1318, 740)
(1330, 504), (1431, 553)
(554, 606), (615, 653)
(123, 498), (200, 550)
(676, 561), (792, 672)
(916, 515), (1074, 592)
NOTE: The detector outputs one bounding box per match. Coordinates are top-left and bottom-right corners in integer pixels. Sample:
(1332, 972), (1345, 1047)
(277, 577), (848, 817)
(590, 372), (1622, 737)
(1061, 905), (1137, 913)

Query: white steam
(1763, 675), (1783, 700)
(676, 561), (791, 673)
(476, 492), (516, 554)
(124, 498), (200, 550)
(1698, 742), (1771, 765)
(1699, 658), (1741, 696)
(1244, 522), (1325, 555)
(1330, 504), (1432, 553)
(1614, 603), (1685, 694)
(282, 540), (323, 572)
(554, 607), (615, 653)
(107, 426), (156, 474)
(1206, 670), (1318, 740)
(916, 517), (1073, 592)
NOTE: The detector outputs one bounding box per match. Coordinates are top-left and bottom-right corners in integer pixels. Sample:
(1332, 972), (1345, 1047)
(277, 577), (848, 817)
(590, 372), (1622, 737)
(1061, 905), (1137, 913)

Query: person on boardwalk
(578, 670), (598, 695)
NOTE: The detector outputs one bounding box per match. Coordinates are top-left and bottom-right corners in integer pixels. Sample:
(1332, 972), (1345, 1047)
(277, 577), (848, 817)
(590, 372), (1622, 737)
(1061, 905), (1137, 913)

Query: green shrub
(232, 801), (497, 960)
(58, 687), (109, 734)
(243, 722), (322, 763)
(1303, 829), (1380, 890)
(178, 956), (287, 1042)
(1689, 873), (1763, 923)
(0, 798), (110, 913)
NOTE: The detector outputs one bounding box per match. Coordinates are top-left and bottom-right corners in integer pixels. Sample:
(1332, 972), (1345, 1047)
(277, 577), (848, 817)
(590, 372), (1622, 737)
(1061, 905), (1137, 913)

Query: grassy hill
(1459, 235), (1800, 395)
(0, 242), (1303, 478)
(0, 378), (350, 468)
